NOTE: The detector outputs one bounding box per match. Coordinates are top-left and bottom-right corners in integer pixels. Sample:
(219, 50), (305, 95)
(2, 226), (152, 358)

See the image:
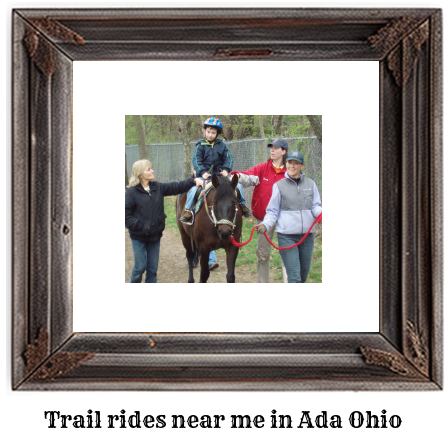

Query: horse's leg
(225, 244), (239, 283)
(179, 232), (195, 283)
(192, 246), (199, 268)
(177, 194), (196, 283)
(199, 247), (211, 283)
(185, 243), (196, 283)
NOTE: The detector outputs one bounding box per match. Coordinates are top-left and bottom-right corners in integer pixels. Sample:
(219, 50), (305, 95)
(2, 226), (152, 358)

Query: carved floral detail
(23, 17), (85, 77)
(367, 16), (422, 53)
(24, 327), (49, 373)
(28, 18), (85, 45)
(24, 328), (94, 381)
(360, 346), (423, 379)
(23, 27), (56, 77)
(30, 351), (95, 380)
(361, 319), (429, 379)
(368, 17), (429, 86)
(406, 320), (429, 376)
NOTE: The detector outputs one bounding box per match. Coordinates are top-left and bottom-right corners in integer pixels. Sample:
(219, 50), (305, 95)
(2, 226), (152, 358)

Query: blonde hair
(128, 159), (151, 187)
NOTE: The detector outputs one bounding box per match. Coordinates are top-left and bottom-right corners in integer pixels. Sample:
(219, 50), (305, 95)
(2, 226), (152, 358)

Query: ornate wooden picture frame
(12, 8), (442, 390)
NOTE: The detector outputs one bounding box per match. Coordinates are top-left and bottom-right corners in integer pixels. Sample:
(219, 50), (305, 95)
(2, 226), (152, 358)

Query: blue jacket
(192, 138), (233, 178)
(262, 172), (322, 235)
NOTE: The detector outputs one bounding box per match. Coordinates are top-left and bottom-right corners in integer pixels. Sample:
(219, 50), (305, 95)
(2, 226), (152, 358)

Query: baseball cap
(285, 151), (304, 163)
(267, 138), (289, 151)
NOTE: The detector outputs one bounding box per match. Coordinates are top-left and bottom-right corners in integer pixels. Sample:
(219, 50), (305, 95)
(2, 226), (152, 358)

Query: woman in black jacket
(125, 159), (201, 283)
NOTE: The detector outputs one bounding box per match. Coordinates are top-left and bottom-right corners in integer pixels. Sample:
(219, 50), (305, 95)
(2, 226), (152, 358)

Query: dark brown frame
(12, 8), (442, 390)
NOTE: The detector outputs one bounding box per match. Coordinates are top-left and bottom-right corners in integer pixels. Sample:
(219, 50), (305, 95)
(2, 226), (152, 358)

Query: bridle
(203, 188), (239, 235)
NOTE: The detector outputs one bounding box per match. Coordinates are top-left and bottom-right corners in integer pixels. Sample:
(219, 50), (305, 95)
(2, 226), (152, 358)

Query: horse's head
(211, 173), (239, 241)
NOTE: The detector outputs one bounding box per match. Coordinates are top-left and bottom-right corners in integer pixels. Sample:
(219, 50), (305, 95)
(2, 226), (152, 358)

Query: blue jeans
(193, 248), (216, 266)
(208, 250), (217, 265)
(130, 238), (161, 283)
(237, 182), (247, 205)
(277, 233), (315, 283)
(185, 177), (247, 210)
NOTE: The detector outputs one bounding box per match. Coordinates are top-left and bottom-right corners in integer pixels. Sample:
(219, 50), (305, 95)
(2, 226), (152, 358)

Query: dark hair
(204, 125), (221, 136)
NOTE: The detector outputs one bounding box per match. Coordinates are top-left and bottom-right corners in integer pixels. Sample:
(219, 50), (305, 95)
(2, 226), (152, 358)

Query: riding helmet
(203, 117), (223, 134)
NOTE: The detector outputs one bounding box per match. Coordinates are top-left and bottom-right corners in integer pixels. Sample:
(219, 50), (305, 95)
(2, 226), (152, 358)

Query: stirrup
(179, 210), (194, 225)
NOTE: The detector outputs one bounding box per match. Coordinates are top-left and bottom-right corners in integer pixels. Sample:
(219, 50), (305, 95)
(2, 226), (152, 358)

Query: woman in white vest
(257, 151), (322, 283)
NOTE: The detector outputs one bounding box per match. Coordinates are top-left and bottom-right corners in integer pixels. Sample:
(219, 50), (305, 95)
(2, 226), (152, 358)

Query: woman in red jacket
(231, 138), (289, 283)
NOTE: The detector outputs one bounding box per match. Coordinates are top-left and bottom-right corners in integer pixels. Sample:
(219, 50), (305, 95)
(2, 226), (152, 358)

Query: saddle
(192, 181), (214, 216)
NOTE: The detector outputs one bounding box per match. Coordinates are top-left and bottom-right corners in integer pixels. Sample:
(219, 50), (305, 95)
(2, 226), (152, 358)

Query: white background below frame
(73, 60), (379, 333)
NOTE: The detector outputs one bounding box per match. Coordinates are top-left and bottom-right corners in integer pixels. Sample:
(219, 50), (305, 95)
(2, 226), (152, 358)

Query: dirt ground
(125, 227), (262, 283)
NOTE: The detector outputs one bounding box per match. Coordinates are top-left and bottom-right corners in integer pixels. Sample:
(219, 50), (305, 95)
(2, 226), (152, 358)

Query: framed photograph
(12, 8), (442, 390)
(123, 115), (324, 285)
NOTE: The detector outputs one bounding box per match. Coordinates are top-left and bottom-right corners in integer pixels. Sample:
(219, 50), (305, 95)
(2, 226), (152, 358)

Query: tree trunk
(257, 116), (269, 160)
(191, 115), (202, 139)
(224, 115), (238, 141)
(125, 151), (129, 188)
(258, 115), (266, 141)
(306, 115), (322, 144)
(133, 115), (148, 159)
(179, 115), (192, 179)
(272, 115), (283, 135)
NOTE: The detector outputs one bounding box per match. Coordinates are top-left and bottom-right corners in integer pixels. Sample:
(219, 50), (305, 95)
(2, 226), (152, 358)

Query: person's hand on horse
(202, 172), (211, 180)
(257, 224), (267, 235)
(193, 178), (203, 188)
(220, 170), (229, 177)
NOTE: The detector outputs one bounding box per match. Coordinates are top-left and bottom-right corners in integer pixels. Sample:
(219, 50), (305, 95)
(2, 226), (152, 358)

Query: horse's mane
(213, 177), (237, 203)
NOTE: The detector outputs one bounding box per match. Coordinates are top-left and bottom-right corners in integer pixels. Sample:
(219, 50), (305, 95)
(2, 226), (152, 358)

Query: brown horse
(176, 174), (242, 283)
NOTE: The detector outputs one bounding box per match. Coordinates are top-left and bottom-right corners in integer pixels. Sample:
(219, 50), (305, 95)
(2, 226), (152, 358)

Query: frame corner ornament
(359, 346), (424, 379)
(23, 17), (85, 77)
(24, 327), (50, 373)
(24, 328), (95, 381)
(368, 17), (430, 86)
(405, 320), (429, 377)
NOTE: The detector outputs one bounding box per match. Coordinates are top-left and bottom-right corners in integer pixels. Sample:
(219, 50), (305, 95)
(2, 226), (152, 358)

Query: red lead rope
(231, 213), (322, 250)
